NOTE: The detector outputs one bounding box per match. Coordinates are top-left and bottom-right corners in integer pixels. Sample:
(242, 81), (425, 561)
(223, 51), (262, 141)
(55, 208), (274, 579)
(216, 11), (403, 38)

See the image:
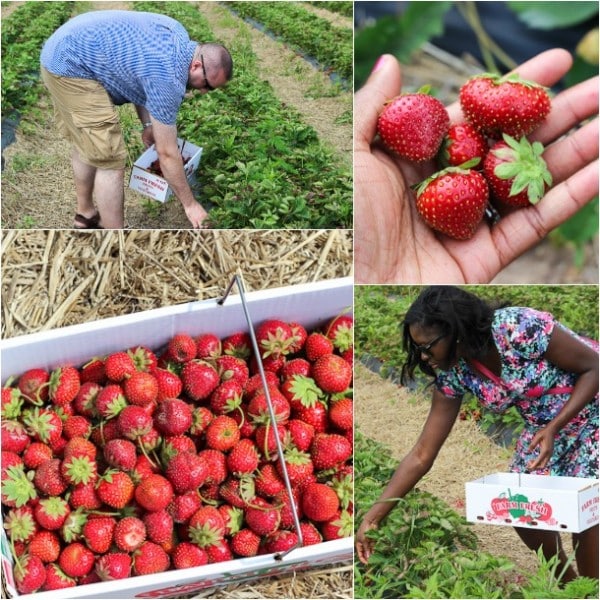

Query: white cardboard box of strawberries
(1, 278), (354, 599)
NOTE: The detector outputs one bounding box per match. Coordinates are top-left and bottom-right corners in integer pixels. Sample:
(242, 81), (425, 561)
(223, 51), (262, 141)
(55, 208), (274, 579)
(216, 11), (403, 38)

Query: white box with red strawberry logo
(0, 278), (353, 599)
(466, 472), (599, 533)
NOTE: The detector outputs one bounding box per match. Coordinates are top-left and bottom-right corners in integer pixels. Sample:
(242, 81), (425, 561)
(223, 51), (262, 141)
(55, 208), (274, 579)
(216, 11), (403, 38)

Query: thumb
(354, 54), (402, 149)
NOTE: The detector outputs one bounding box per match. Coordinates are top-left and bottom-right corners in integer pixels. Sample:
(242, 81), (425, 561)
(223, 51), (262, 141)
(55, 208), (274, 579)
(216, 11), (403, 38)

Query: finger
(532, 76), (599, 145)
(544, 118), (599, 185)
(447, 48), (574, 124)
(491, 160), (598, 265)
(354, 54), (402, 149)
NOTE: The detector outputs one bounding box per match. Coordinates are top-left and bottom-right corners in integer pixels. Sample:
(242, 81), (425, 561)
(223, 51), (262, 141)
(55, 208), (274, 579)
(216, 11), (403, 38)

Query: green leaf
(507, 1), (598, 29)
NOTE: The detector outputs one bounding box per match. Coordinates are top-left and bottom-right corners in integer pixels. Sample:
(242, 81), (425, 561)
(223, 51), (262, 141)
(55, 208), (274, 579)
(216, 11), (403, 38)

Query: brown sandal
(74, 212), (102, 229)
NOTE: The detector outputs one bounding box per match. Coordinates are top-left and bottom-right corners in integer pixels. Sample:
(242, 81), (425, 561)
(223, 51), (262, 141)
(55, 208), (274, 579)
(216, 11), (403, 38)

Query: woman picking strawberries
(355, 286), (598, 582)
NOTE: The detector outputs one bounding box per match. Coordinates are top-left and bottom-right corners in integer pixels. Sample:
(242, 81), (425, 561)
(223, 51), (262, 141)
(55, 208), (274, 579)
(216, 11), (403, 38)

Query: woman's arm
(527, 325), (599, 470)
(356, 388), (461, 563)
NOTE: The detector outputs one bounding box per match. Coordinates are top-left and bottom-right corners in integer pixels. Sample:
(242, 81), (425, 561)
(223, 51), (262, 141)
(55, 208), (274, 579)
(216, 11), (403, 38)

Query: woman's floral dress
(435, 307), (598, 478)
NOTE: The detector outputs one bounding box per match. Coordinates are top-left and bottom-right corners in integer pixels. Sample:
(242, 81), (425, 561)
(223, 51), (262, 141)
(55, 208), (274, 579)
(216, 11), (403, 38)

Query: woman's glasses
(413, 333), (447, 357)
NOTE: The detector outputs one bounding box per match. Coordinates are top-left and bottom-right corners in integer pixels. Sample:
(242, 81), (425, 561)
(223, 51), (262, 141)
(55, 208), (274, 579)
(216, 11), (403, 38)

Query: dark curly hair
(400, 286), (503, 384)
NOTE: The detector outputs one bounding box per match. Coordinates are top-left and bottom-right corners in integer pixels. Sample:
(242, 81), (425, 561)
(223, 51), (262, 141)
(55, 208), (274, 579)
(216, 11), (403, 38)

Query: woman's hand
(354, 48), (599, 284)
(526, 425), (557, 471)
(355, 516), (379, 565)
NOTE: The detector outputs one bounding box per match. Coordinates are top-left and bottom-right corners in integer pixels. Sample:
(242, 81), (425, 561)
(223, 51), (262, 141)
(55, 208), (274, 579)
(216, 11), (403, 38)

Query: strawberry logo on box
(487, 489), (556, 525)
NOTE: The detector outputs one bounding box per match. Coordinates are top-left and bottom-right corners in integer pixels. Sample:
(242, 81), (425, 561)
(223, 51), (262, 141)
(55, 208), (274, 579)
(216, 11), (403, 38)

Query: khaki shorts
(41, 67), (127, 170)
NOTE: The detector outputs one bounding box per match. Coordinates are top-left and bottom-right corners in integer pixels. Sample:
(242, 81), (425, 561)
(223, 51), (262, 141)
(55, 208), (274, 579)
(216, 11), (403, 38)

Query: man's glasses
(201, 54), (215, 92)
(413, 333), (447, 357)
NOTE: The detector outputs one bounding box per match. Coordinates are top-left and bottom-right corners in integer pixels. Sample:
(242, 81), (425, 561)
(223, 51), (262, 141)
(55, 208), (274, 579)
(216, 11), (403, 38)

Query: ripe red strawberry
(135, 473), (173, 512)
(95, 384), (127, 419)
(104, 351), (137, 382)
(18, 368), (49, 404)
(312, 354), (352, 394)
(172, 542), (209, 569)
(310, 433), (352, 470)
(274, 487), (304, 529)
(304, 332), (334, 361)
(190, 405), (214, 436)
(294, 401), (329, 433)
(255, 463), (285, 498)
(325, 314), (354, 352)
(48, 366), (80, 406)
(231, 528), (261, 557)
(167, 333), (197, 363)
(79, 357), (106, 384)
(205, 414), (240, 451)
(34, 496), (70, 530)
(169, 490), (203, 523)
(263, 529), (299, 554)
(254, 423), (287, 459)
(103, 438), (137, 471)
(280, 358), (311, 379)
(117, 404), (153, 440)
(483, 134), (552, 207)
(415, 165), (489, 240)
(4, 506), (36, 544)
(153, 397), (192, 435)
(439, 123), (489, 168)
(460, 73), (551, 137)
(301, 482), (339, 522)
(124, 371), (159, 405)
(42, 563), (77, 591)
(143, 509), (174, 544)
(281, 375), (323, 412)
(23, 442), (53, 469)
(69, 481), (102, 510)
(215, 355), (250, 387)
(227, 438), (260, 476)
(245, 370), (279, 396)
(277, 446), (314, 486)
(329, 398), (353, 431)
(286, 418), (315, 452)
(15, 553), (46, 594)
(195, 333), (222, 359)
(128, 345), (158, 372)
(95, 552), (132, 581)
(114, 516), (146, 552)
(72, 381), (101, 417)
(83, 515), (116, 553)
(321, 509), (353, 540)
(247, 387), (290, 425)
(29, 530), (61, 563)
(377, 91), (450, 161)
(132, 541), (170, 575)
(58, 542), (95, 578)
(2, 386), (24, 419)
(188, 505), (226, 548)
(165, 452), (209, 493)
(209, 380), (244, 417)
(34, 458), (68, 496)
(245, 497), (281, 536)
(299, 520), (322, 546)
(222, 331), (252, 359)
(1, 419), (30, 453)
(181, 359), (220, 401)
(60, 452), (98, 486)
(23, 407), (63, 445)
(63, 414), (92, 439)
(151, 371), (180, 407)
(255, 319), (295, 358)
(96, 470), (135, 509)
(197, 448), (228, 485)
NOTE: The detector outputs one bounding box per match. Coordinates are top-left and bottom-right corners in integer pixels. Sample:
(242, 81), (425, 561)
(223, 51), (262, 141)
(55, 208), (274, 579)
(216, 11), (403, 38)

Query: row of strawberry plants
(1, 2), (74, 118)
(133, 1), (352, 229)
(308, 1), (353, 18)
(223, 1), (352, 81)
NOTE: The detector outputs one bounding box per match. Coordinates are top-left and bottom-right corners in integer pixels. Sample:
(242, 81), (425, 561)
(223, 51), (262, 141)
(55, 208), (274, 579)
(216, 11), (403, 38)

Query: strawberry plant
(1, 313), (353, 594)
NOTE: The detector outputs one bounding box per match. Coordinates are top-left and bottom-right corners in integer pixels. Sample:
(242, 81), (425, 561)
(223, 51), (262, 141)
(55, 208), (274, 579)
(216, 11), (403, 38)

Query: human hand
(141, 126), (155, 149)
(355, 516), (379, 565)
(354, 49), (599, 284)
(526, 425), (557, 471)
(184, 201), (210, 229)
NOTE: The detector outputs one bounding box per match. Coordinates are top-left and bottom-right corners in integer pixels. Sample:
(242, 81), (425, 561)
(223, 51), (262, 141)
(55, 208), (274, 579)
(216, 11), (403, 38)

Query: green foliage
(308, 1), (353, 18)
(225, 1), (352, 81)
(354, 2), (452, 88)
(508, 1), (598, 29)
(554, 196), (599, 267)
(1, 2), (74, 118)
(133, 1), (352, 228)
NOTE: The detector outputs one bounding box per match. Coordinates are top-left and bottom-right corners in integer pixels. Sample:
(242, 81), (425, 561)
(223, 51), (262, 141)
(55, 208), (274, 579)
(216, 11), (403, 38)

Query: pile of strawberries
(377, 72), (553, 239)
(1, 315), (353, 594)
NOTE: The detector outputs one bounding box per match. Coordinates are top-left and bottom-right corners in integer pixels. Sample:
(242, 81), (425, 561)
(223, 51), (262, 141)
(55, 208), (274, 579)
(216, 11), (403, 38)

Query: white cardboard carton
(128, 138), (202, 202)
(466, 472), (599, 533)
(0, 278), (354, 599)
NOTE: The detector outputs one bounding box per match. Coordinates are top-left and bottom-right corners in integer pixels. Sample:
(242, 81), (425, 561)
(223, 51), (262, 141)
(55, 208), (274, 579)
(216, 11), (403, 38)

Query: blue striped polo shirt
(41, 10), (197, 125)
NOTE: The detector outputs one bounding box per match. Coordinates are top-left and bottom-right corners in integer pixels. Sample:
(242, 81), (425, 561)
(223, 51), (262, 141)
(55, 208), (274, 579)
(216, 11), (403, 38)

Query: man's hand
(355, 49), (599, 284)
(141, 125), (155, 149)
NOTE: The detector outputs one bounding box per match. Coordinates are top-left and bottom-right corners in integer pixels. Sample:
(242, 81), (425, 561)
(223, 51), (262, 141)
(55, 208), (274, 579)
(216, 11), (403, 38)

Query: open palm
(355, 49), (599, 283)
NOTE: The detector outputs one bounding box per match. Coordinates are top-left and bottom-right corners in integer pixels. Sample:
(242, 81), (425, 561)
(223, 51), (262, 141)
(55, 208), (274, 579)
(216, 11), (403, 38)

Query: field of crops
(1, 0), (352, 229)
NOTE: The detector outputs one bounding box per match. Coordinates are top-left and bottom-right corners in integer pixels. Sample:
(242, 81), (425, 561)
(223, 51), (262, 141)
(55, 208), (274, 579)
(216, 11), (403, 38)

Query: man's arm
(135, 105), (154, 148)
(151, 118), (209, 228)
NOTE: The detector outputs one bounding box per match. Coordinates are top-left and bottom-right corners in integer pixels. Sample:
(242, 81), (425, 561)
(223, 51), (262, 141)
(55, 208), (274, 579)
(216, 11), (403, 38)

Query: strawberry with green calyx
(60, 453), (98, 486)
(34, 458), (68, 497)
(415, 161), (489, 240)
(438, 123), (488, 169)
(188, 505), (226, 548)
(82, 515), (116, 554)
(2, 386), (24, 418)
(483, 134), (552, 207)
(321, 509), (353, 541)
(460, 72), (551, 137)
(195, 333), (222, 360)
(181, 359), (220, 401)
(4, 506), (37, 545)
(17, 368), (49, 405)
(127, 345), (158, 373)
(325, 313), (354, 353)
(276, 446), (314, 486)
(244, 497), (281, 536)
(14, 553), (46, 594)
(95, 384), (127, 420)
(215, 355), (250, 387)
(104, 351), (137, 383)
(281, 375), (324, 411)
(222, 331), (252, 360)
(34, 496), (70, 530)
(304, 332), (334, 362)
(22, 407), (63, 445)
(377, 86), (450, 162)
(48, 366), (80, 406)
(209, 380), (244, 418)
(96, 469), (135, 509)
(255, 319), (296, 359)
(227, 438), (260, 477)
(219, 503), (244, 536)
(95, 552), (132, 581)
(310, 432), (352, 471)
(1, 419), (30, 454)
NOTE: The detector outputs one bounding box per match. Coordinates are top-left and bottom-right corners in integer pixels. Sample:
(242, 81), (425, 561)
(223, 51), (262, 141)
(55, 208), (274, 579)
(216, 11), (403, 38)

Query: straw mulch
(1, 229), (352, 339)
(355, 362), (575, 576)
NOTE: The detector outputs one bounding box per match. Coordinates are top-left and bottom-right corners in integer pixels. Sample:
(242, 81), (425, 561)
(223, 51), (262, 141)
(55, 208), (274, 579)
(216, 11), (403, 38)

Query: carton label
(486, 489), (557, 526)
